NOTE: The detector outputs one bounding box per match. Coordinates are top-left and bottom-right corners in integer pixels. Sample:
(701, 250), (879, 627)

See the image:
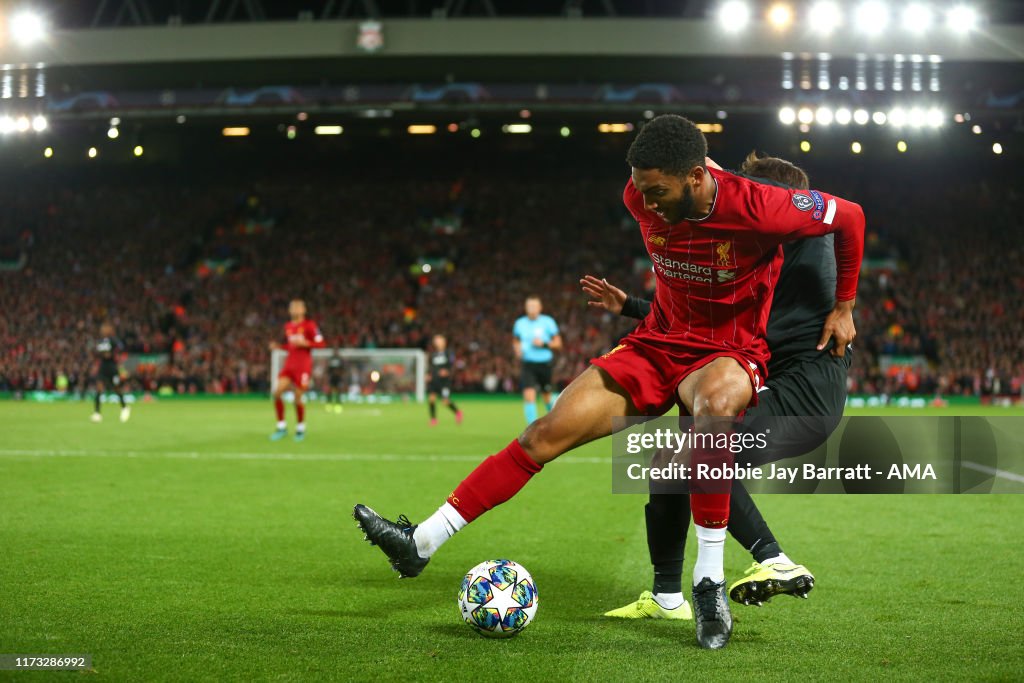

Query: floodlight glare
(808, 2), (842, 35)
(778, 107), (797, 125)
(854, 109), (870, 125)
(902, 3), (934, 33)
(717, 1), (751, 33)
(855, 1), (890, 35)
(946, 5), (978, 34)
(10, 11), (47, 47)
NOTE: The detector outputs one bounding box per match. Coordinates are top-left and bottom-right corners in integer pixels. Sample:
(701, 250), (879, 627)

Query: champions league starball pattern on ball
(457, 560), (538, 638)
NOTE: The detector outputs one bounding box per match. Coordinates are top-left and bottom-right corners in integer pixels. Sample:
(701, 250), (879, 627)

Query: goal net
(270, 348), (427, 403)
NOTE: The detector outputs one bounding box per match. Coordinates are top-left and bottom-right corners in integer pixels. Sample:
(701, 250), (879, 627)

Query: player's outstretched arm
(731, 181), (866, 356)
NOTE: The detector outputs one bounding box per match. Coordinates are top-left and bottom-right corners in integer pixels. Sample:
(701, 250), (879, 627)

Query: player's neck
(688, 173), (718, 221)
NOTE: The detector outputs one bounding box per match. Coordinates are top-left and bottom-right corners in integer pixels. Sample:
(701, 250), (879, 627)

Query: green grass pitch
(1, 398), (1023, 681)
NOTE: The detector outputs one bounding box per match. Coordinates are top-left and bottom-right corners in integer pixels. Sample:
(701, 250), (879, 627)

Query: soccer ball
(457, 559), (538, 638)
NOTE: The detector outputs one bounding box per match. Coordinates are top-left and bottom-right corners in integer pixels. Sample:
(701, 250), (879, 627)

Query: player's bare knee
(517, 416), (562, 463)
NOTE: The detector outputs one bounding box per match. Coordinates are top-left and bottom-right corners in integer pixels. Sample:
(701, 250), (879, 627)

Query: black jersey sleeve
(621, 296), (652, 320)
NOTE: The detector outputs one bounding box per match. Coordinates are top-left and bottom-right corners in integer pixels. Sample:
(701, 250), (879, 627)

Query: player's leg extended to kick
(270, 376), (291, 440)
(353, 365), (639, 578)
(676, 356), (753, 649)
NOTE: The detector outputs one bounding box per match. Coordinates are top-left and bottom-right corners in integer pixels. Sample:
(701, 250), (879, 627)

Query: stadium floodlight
(501, 124), (532, 134)
(717, 1), (751, 33)
(815, 107), (834, 125)
(908, 107), (926, 127)
(778, 107), (797, 125)
(851, 141), (863, 154)
(971, 124), (982, 134)
(808, 1), (842, 36)
(926, 108), (944, 128)
(800, 140), (811, 152)
(767, 3), (794, 30)
(888, 107), (907, 127)
(222, 127), (250, 137)
(992, 142), (1003, 155)
(0, 116), (14, 134)
(560, 126), (571, 137)
(314, 125), (343, 135)
(855, 1), (890, 35)
(470, 128), (481, 138)
(835, 108), (852, 125)
(31, 114), (46, 131)
(797, 107), (814, 124)
(407, 125), (437, 135)
(15, 116), (30, 132)
(10, 11), (47, 47)
(133, 145), (144, 157)
(897, 140), (908, 152)
(598, 123), (634, 133)
(946, 4), (978, 33)
(901, 3), (934, 33)
(43, 146), (51, 158)
(107, 127), (119, 139)
(88, 146), (98, 158)
(854, 108), (870, 124)
(872, 111), (887, 125)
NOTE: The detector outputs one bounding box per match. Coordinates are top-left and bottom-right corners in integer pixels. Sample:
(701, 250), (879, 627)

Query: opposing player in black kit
(326, 348), (345, 414)
(90, 322), (130, 423)
(585, 153), (852, 618)
(427, 334), (463, 426)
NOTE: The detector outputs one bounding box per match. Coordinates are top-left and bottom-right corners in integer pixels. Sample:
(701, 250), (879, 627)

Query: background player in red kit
(354, 115), (864, 649)
(269, 299), (325, 442)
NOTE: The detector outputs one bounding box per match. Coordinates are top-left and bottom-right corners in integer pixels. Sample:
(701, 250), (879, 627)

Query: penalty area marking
(0, 448), (608, 465)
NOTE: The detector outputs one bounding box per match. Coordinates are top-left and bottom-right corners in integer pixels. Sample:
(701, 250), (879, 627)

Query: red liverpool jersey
(624, 168), (864, 366)
(282, 319), (325, 367)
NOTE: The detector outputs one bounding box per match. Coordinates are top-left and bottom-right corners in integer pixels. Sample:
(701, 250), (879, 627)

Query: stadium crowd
(1, 160), (1021, 402)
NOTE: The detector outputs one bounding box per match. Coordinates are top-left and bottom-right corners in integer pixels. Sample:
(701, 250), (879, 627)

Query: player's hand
(818, 300), (856, 357)
(268, 342), (282, 351)
(532, 337), (546, 348)
(580, 275), (627, 315)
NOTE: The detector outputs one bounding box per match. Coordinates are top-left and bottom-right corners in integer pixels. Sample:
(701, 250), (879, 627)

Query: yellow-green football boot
(728, 561), (815, 606)
(603, 591), (693, 620)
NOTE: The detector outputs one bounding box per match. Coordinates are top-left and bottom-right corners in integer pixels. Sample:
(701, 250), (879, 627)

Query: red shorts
(590, 333), (765, 416)
(279, 363), (312, 390)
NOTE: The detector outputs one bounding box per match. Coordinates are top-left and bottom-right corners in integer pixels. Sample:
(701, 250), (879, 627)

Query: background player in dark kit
(427, 334), (463, 426)
(90, 321), (129, 423)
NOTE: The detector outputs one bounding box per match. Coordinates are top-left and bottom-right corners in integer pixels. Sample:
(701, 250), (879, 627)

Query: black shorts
(428, 378), (452, 398)
(97, 364), (120, 388)
(736, 349), (853, 467)
(520, 361), (553, 393)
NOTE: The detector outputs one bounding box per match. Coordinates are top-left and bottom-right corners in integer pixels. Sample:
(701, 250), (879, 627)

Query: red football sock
(447, 439), (543, 523)
(296, 402), (305, 424)
(689, 442), (733, 529)
(274, 397), (285, 421)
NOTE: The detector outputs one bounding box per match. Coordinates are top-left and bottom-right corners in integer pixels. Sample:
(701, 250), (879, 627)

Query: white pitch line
(0, 448), (609, 465)
(962, 460), (1024, 485)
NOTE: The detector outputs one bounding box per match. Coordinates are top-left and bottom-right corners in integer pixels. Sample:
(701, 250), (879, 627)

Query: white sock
(653, 592), (684, 610)
(693, 525), (727, 585)
(412, 502), (467, 559)
(276, 420), (286, 430)
(296, 422), (305, 433)
(761, 552), (793, 566)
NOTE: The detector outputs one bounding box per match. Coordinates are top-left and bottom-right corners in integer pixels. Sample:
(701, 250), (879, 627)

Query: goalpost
(270, 348), (428, 403)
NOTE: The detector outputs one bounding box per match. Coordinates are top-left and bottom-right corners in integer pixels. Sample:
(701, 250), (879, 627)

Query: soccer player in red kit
(269, 299), (325, 442)
(354, 115), (864, 649)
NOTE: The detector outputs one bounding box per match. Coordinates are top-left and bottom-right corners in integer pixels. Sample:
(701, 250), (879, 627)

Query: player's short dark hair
(739, 151), (809, 190)
(626, 115), (707, 177)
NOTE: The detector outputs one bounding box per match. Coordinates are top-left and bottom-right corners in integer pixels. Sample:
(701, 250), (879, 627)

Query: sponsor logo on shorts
(602, 343), (628, 358)
(648, 234), (667, 246)
(792, 193), (814, 211)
